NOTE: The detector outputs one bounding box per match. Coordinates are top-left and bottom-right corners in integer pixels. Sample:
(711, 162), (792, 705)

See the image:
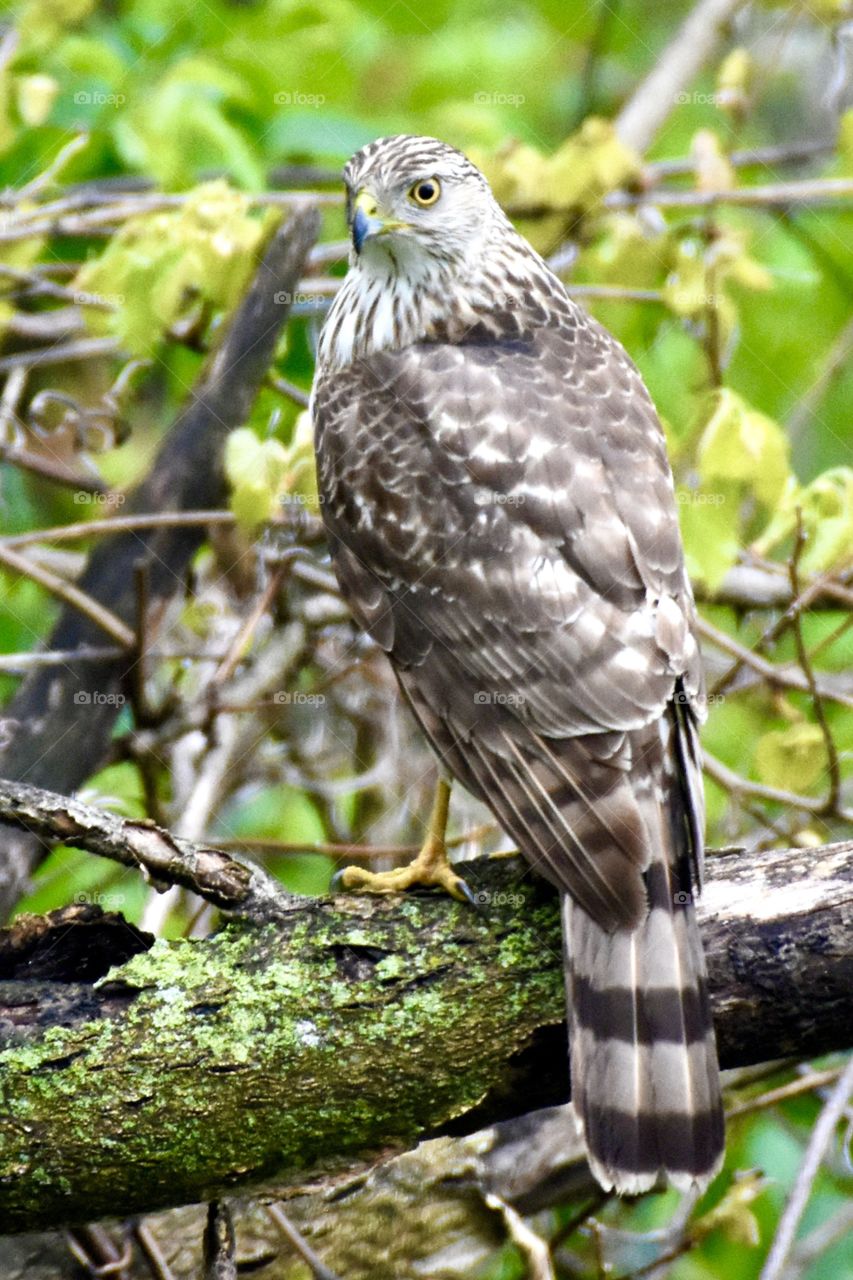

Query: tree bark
(1, 835), (852, 1235)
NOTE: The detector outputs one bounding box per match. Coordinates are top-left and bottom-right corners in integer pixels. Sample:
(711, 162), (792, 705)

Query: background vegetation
(0, 0), (852, 1276)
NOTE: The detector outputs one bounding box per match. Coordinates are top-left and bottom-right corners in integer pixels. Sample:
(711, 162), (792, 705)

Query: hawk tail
(564, 844), (724, 1194)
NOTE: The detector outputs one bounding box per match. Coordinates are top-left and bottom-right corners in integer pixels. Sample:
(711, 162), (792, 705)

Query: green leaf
(224, 427), (290, 532)
(678, 481), (741, 591)
(697, 388), (791, 507)
(754, 467), (853, 575)
(72, 180), (277, 356)
(755, 723), (827, 794)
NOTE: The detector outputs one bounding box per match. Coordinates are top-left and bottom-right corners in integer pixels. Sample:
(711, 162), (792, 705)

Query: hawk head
(318, 134), (551, 368)
(343, 135), (497, 270)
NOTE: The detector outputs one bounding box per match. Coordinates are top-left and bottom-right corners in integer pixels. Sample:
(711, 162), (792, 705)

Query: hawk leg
(334, 779), (474, 903)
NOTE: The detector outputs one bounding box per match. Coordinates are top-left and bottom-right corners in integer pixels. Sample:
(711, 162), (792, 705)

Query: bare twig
(787, 315), (853, 441)
(0, 776), (294, 921)
(788, 512), (843, 814)
(209, 822), (496, 862)
(646, 138), (835, 180)
(212, 563), (288, 686)
(727, 1066), (844, 1119)
(697, 616), (853, 710)
(19, 133), (91, 202)
(0, 441), (114, 493)
(0, 336), (119, 373)
(0, 543), (135, 647)
(266, 371), (311, 406)
(759, 1055), (853, 1280)
(266, 1203), (344, 1280)
(133, 1222), (178, 1280)
(605, 177), (853, 210)
(615, 0), (747, 153)
(703, 751), (853, 824)
(2, 509), (236, 549)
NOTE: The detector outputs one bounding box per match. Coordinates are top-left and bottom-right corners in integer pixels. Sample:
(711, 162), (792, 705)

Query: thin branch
(133, 1222), (178, 1280)
(19, 133), (91, 202)
(0, 777), (294, 921)
(0, 543), (135, 647)
(209, 822), (496, 863)
(0, 191), (339, 243)
(2, 509), (236, 549)
(787, 315), (853, 441)
(266, 371), (311, 407)
(605, 176), (853, 210)
(615, 0), (747, 153)
(727, 1066), (844, 1120)
(646, 138), (836, 180)
(697, 615), (853, 710)
(0, 336), (119, 373)
(0, 441), (114, 494)
(759, 1055), (853, 1280)
(212, 564), (288, 687)
(788, 512), (843, 813)
(266, 1203), (344, 1280)
(703, 750), (853, 823)
(710, 563), (853, 699)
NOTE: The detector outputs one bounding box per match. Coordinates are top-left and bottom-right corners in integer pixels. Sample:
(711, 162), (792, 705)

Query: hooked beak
(351, 189), (406, 254)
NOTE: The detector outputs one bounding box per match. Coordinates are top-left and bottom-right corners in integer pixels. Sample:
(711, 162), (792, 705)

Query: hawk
(310, 134), (724, 1194)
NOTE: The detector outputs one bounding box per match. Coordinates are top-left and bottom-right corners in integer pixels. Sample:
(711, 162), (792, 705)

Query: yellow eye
(409, 177), (441, 207)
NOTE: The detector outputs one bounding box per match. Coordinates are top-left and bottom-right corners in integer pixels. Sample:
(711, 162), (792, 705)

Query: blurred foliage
(1, 0), (852, 1276)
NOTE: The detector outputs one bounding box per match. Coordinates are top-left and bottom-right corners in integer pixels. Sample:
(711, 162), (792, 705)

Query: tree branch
(0, 778), (293, 922)
(0, 808), (851, 1235)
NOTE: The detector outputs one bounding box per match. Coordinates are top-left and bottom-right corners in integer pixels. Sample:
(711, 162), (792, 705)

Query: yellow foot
(332, 778), (477, 905)
(334, 837), (474, 903)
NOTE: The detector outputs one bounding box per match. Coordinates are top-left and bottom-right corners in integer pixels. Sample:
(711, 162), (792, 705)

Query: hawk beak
(351, 189), (405, 254)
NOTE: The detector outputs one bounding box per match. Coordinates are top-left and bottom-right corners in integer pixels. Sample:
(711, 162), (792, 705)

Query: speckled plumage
(311, 135), (723, 1194)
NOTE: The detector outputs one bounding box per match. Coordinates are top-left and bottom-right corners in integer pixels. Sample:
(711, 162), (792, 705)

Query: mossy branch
(0, 801), (852, 1233)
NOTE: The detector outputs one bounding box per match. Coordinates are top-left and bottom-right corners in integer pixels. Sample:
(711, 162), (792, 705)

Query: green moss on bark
(0, 861), (564, 1231)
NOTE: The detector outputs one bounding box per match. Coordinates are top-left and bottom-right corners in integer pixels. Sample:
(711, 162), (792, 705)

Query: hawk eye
(409, 178), (441, 207)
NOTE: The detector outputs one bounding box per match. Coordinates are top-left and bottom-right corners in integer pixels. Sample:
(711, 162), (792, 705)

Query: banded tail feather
(563, 714), (724, 1194)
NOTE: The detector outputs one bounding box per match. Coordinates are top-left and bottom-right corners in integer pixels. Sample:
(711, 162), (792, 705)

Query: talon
(454, 877), (483, 910)
(329, 868), (348, 894)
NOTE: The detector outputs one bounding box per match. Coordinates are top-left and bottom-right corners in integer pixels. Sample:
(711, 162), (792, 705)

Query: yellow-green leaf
(225, 427), (290, 532)
(697, 388), (791, 507)
(755, 724), (827, 794)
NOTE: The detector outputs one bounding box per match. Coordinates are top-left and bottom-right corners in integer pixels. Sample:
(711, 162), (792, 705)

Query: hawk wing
(312, 299), (703, 927)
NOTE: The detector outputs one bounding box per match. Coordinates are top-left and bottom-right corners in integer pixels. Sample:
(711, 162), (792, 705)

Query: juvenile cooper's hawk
(310, 134), (724, 1194)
